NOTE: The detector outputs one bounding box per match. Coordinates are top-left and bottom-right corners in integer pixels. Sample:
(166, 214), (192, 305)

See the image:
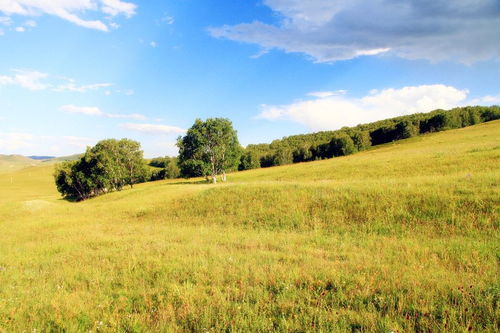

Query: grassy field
(0, 121), (499, 332)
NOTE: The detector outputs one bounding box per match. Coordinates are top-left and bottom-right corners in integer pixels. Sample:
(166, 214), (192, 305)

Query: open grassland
(0, 121), (499, 332)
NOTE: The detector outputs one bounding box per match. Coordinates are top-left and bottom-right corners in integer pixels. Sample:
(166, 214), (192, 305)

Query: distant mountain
(28, 156), (56, 160)
(41, 154), (83, 164)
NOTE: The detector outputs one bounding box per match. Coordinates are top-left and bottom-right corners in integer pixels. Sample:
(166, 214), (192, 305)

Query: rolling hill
(0, 121), (498, 331)
(0, 154), (40, 172)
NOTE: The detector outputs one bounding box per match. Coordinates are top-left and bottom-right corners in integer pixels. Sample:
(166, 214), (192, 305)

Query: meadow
(0, 121), (498, 332)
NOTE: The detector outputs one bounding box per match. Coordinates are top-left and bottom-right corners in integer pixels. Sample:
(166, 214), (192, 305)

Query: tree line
(238, 105), (500, 170)
(54, 105), (499, 200)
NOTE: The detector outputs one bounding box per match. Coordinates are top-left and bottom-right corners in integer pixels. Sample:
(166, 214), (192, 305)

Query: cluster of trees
(238, 105), (500, 170)
(149, 156), (180, 180)
(177, 118), (241, 183)
(54, 139), (148, 201)
(54, 106), (498, 200)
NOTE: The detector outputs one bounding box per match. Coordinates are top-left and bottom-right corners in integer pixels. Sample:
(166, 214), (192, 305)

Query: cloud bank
(256, 84), (488, 131)
(209, 0), (500, 63)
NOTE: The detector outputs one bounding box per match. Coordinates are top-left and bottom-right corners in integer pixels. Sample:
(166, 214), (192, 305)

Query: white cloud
(209, 0), (500, 63)
(469, 94), (500, 105)
(61, 105), (102, 116)
(0, 0), (137, 32)
(0, 132), (96, 155)
(61, 105), (146, 120)
(15, 26), (25, 32)
(0, 69), (49, 90)
(0, 69), (121, 94)
(120, 123), (186, 135)
(101, 0), (136, 18)
(257, 84), (471, 131)
(150, 41), (157, 48)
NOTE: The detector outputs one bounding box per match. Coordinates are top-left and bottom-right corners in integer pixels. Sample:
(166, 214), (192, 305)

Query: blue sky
(0, 0), (499, 157)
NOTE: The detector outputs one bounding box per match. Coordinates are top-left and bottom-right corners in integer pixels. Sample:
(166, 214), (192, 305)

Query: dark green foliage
(292, 145), (313, 163)
(395, 120), (419, 139)
(421, 113), (452, 133)
(149, 157), (180, 180)
(54, 139), (148, 201)
(350, 130), (372, 151)
(239, 105), (499, 169)
(329, 134), (357, 157)
(177, 118), (241, 182)
(478, 105), (500, 121)
(272, 147), (293, 166)
(238, 151), (261, 171)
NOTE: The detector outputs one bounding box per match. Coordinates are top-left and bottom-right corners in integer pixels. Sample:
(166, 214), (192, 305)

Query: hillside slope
(0, 154), (40, 172)
(0, 121), (498, 332)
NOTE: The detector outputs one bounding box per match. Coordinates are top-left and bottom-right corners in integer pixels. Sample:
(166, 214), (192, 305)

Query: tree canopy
(54, 138), (148, 201)
(177, 118), (241, 183)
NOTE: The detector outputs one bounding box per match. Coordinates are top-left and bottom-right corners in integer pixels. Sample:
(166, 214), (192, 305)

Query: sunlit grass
(0, 121), (498, 331)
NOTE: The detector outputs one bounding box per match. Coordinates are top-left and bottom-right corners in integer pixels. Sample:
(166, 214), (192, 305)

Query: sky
(0, 0), (499, 157)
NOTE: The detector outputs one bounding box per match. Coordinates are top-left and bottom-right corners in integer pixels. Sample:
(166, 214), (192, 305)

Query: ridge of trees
(238, 105), (500, 170)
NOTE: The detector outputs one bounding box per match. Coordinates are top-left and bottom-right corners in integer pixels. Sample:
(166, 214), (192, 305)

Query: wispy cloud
(257, 84), (475, 131)
(0, 0), (137, 32)
(61, 105), (146, 120)
(161, 14), (174, 25)
(54, 81), (113, 93)
(120, 123), (186, 135)
(0, 69), (131, 94)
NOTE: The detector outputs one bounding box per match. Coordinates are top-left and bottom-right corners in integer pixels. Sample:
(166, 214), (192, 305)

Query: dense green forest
(239, 105), (500, 170)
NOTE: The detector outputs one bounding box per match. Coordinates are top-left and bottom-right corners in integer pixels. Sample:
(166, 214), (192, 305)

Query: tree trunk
(222, 172), (226, 182)
(212, 175), (217, 184)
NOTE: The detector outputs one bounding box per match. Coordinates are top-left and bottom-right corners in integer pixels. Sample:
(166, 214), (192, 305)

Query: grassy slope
(0, 155), (40, 172)
(0, 121), (499, 332)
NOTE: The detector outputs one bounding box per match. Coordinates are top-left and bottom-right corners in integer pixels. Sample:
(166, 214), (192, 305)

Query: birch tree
(177, 118), (241, 183)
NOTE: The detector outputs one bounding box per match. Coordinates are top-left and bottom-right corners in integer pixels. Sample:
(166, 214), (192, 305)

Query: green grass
(0, 121), (499, 332)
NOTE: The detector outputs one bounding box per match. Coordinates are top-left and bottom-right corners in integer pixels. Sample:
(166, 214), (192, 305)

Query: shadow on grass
(57, 196), (79, 203)
(160, 179), (210, 186)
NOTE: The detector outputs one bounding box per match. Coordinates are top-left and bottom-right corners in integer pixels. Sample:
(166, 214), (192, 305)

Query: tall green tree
(54, 138), (147, 200)
(177, 118), (241, 183)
